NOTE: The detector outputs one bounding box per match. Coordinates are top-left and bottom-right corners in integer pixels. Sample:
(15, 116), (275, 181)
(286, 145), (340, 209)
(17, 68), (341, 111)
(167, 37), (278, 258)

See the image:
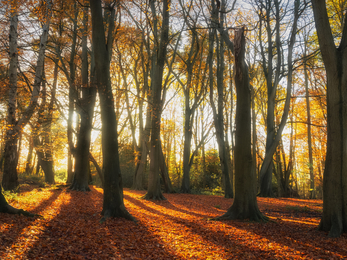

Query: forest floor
(0, 184), (346, 259)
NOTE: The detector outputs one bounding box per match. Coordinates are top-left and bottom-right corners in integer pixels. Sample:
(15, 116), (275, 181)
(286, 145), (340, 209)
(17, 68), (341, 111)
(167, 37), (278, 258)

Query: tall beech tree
(209, 0), (233, 198)
(90, 0), (133, 220)
(70, 4), (97, 191)
(142, 0), (171, 200)
(217, 28), (266, 221)
(2, 0), (53, 190)
(311, 0), (347, 237)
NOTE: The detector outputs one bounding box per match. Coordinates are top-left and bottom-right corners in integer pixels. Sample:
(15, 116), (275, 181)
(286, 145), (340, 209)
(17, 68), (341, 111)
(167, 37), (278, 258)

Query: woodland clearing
(0, 184), (346, 260)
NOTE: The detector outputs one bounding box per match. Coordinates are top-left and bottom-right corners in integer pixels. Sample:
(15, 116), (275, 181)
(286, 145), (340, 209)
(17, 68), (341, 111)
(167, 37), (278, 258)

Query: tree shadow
(23, 186), (184, 259)
(124, 191), (347, 259)
(0, 188), (63, 257)
(219, 216), (347, 258)
(123, 194), (274, 258)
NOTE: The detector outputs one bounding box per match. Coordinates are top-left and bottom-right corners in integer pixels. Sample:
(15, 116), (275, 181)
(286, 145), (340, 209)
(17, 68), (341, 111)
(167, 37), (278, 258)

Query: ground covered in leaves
(1, 185), (346, 259)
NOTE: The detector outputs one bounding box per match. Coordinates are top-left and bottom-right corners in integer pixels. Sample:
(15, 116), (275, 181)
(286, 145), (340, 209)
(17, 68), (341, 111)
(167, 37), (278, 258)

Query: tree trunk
(25, 135), (34, 175)
(259, 0), (299, 197)
(181, 105), (193, 193)
(66, 3), (79, 184)
(304, 38), (315, 199)
(216, 28), (266, 221)
(312, 0), (347, 237)
(90, 0), (133, 221)
(142, 0), (171, 200)
(70, 6), (96, 191)
(2, 2), (52, 190)
(159, 140), (174, 193)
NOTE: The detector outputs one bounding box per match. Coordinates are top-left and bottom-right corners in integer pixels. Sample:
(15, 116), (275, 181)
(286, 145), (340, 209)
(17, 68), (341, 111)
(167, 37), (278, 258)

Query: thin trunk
(159, 140), (174, 193)
(304, 38), (315, 199)
(70, 6), (96, 191)
(259, 0), (299, 197)
(67, 3), (79, 184)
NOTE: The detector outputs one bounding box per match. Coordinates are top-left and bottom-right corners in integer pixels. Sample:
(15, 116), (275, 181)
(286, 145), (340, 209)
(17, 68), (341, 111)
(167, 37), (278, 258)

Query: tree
(311, 0), (347, 237)
(70, 4), (97, 191)
(209, 0), (233, 198)
(90, 0), (133, 221)
(217, 28), (266, 221)
(2, 0), (53, 190)
(176, 1), (208, 193)
(142, 0), (171, 200)
(32, 70), (55, 184)
(256, 0), (303, 197)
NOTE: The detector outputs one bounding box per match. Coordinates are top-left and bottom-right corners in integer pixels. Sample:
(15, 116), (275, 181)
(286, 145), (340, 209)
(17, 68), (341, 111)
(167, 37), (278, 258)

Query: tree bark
(66, 3), (79, 184)
(312, 0), (347, 237)
(2, 2), (52, 190)
(70, 5), (96, 191)
(209, 0), (233, 198)
(304, 37), (315, 199)
(142, 0), (171, 200)
(258, 0), (300, 197)
(216, 28), (266, 221)
(159, 140), (174, 193)
(90, 0), (133, 221)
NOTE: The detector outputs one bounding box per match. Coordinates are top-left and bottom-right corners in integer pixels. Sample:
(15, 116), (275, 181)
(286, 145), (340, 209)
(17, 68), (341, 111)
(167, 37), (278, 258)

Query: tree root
(69, 184), (91, 192)
(2, 204), (42, 218)
(141, 193), (166, 200)
(99, 208), (136, 224)
(212, 209), (269, 223)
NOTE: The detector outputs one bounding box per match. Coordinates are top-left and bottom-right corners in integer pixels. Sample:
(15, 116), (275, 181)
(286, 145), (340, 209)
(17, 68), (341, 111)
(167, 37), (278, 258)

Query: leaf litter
(1, 185), (346, 259)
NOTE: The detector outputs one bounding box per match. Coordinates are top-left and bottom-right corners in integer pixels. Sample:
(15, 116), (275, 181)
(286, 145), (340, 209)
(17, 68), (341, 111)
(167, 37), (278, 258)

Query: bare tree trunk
(90, 0), (133, 221)
(2, 2), (52, 190)
(142, 0), (171, 200)
(70, 6), (96, 191)
(209, 0), (233, 198)
(217, 28), (266, 221)
(304, 37), (315, 199)
(66, 3), (79, 184)
(259, 0), (300, 197)
(159, 140), (174, 193)
(312, 0), (347, 237)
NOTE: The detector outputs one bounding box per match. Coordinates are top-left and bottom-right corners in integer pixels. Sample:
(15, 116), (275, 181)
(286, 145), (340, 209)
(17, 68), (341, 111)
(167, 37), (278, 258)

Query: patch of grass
(197, 187), (225, 196)
(55, 170), (67, 183)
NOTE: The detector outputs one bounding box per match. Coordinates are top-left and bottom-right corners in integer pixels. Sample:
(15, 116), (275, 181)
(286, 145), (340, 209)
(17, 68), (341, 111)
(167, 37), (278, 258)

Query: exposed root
(69, 184), (91, 192)
(2, 204), (42, 218)
(100, 208), (136, 224)
(212, 209), (268, 223)
(141, 192), (166, 200)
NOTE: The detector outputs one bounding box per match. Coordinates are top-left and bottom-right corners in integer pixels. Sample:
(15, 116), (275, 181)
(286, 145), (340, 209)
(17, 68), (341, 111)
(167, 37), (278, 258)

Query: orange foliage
(1, 186), (346, 259)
